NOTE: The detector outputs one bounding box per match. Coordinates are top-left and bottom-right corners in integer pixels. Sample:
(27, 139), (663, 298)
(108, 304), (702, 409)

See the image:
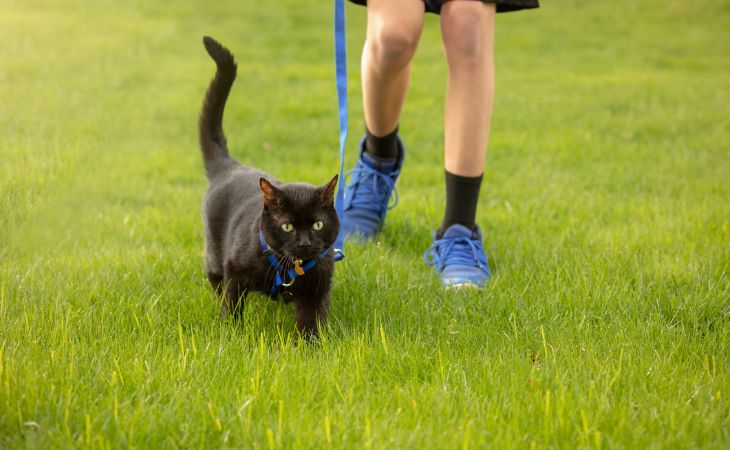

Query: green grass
(1, 0), (729, 447)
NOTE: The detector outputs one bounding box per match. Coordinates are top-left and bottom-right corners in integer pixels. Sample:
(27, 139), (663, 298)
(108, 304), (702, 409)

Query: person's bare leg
(441, 1), (496, 176)
(424, 1), (495, 288)
(342, 0), (425, 239)
(362, 0), (425, 136)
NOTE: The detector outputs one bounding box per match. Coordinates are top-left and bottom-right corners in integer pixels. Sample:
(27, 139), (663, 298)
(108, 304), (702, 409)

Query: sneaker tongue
(441, 224), (477, 240)
(362, 152), (397, 173)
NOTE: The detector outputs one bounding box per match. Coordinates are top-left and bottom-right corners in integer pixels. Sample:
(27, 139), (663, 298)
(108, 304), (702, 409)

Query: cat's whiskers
(263, 252), (286, 287)
(281, 254), (293, 282)
(263, 257), (276, 286)
(281, 254), (292, 279)
(285, 255), (294, 280)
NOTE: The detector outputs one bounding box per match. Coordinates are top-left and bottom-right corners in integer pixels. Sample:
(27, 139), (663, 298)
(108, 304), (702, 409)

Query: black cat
(199, 36), (340, 339)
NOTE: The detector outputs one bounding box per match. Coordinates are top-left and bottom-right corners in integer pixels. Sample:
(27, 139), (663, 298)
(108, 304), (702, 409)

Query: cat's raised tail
(199, 36), (237, 178)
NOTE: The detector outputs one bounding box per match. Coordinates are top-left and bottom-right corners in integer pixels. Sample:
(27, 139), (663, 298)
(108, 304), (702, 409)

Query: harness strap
(259, 231), (330, 296)
(333, 0), (348, 262)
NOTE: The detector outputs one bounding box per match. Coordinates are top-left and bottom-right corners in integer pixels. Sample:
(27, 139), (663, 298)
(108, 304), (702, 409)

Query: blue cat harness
(259, 231), (332, 296)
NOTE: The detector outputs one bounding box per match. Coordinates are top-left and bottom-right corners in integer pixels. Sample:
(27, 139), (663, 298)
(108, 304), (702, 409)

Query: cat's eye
(312, 221), (324, 231)
(281, 223), (294, 232)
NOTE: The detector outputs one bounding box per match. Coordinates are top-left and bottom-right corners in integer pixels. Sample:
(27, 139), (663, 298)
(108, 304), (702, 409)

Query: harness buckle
(333, 248), (345, 261)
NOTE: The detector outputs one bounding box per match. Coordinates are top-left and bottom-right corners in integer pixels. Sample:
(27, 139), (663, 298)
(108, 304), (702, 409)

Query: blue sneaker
(424, 224), (491, 288)
(342, 136), (405, 238)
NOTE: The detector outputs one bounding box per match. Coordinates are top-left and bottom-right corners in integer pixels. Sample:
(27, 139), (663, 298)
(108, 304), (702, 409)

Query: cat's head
(259, 175), (340, 260)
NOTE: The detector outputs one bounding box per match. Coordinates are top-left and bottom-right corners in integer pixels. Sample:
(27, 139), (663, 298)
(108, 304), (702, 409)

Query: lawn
(1, 0), (728, 448)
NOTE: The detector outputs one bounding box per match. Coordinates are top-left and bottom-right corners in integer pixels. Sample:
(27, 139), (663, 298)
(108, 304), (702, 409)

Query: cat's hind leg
(207, 272), (223, 294)
(221, 262), (248, 317)
(205, 251), (224, 293)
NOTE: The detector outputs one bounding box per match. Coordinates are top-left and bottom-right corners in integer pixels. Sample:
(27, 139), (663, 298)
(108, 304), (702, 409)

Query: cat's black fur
(199, 36), (339, 339)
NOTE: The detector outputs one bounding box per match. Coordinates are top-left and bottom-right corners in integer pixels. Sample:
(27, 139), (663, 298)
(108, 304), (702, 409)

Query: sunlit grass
(1, 0), (728, 447)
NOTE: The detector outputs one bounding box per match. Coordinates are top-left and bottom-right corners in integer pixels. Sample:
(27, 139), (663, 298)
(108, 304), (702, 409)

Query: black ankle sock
(439, 170), (483, 237)
(365, 126), (399, 161)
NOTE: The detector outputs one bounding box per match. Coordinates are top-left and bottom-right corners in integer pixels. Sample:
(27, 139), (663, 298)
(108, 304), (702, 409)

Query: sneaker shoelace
(424, 236), (487, 272)
(344, 160), (399, 214)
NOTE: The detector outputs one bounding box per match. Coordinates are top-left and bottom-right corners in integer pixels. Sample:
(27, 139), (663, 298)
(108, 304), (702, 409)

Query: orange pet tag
(294, 259), (305, 276)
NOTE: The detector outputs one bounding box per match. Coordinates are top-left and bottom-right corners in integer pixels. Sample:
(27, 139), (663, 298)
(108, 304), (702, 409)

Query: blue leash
(333, 0), (348, 262)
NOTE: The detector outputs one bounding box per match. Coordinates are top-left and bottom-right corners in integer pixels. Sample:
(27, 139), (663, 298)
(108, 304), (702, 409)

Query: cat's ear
(319, 174), (338, 205)
(260, 178), (282, 208)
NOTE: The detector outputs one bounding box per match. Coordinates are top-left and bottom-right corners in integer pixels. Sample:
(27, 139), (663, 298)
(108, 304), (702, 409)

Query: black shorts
(348, 0), (539, 14)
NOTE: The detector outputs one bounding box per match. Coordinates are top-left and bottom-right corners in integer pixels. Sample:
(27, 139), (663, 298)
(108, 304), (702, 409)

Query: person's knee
(368, 26), (419, 72)
(442, 10), (494, 63)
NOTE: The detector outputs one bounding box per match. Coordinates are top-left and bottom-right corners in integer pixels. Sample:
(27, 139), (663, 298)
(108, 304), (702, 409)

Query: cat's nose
(298, 235), (311, 247)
